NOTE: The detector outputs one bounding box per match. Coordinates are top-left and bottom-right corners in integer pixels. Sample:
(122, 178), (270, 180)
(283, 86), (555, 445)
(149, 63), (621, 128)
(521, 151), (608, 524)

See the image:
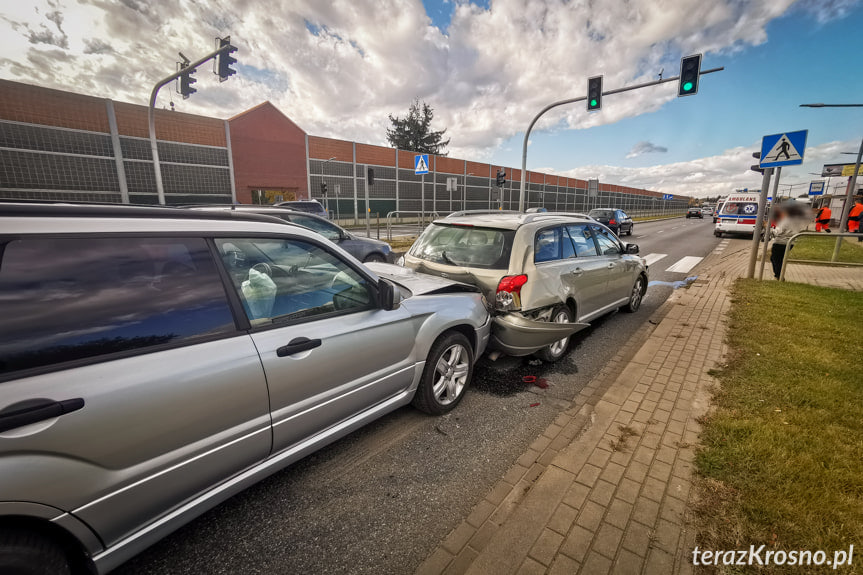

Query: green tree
(386, 99), (450, 156)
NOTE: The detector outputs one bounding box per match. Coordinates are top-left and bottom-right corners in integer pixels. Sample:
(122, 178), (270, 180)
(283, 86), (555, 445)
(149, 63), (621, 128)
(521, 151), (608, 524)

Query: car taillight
(496, 274), (528, 310)
(609, 219), (617, 225)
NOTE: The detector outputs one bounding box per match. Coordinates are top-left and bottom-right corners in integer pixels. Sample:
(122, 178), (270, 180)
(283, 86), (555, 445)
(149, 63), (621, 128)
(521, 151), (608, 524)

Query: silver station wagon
(401, 211), (648, 362)
(0, 203), (490, 574)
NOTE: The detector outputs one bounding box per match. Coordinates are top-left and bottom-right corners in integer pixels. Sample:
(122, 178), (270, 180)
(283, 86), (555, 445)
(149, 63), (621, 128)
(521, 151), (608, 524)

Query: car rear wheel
(626, 226), (633, 236)
(363, 253), (386, 263)
(0, 527), (71, 575)
(412, 332), (474, 415)
(622, 275), (645, 313)
(535, 305), (574, 363)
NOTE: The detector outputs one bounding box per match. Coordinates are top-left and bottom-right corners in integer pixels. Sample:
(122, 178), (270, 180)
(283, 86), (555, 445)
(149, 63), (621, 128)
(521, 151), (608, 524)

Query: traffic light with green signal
(678, 54), (701, 97)
(587, 76), (602, 111)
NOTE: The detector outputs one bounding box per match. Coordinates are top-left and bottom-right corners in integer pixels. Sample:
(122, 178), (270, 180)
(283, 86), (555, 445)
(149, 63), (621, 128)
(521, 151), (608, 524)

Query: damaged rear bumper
(490, 313), (589, 357)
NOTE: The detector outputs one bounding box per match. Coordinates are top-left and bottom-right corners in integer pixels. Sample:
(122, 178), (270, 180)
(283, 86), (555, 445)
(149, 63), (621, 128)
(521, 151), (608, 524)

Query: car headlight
(396, 255), (405, 267)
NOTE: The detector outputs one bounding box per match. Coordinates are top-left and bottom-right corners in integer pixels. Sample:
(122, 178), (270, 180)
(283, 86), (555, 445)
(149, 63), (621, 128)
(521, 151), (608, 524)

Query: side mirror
(378, 278), (402, 311)
(625, 243), (639, 255)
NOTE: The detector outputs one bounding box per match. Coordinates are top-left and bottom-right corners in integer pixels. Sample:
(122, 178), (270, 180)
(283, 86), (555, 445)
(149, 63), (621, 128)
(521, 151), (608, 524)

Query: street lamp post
(462, 172), (473, 212)
(799, 103), (863, 261)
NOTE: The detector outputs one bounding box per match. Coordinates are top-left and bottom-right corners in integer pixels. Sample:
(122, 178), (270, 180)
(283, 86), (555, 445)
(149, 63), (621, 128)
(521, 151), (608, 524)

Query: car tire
(535, 304), (574, 363)
(714, 230), (723, 237)
(363, 253), (386, 263)
(412, 331), (474, 415)
(626, 226), (633, 236)
(0, 527), (71, 575)
(622, 275), (646, 313)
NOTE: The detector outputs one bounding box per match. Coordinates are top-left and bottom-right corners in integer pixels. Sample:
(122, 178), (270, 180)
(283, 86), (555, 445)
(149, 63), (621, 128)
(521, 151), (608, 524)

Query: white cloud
(548, 139), (857, 198)
(626, 141), (668, 159)
(0, 0), (797, 160)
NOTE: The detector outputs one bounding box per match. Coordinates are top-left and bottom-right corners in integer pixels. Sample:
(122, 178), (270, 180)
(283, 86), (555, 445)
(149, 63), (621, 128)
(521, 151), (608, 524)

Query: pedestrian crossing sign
(415, 154), (429, 175)
(760, 130), (807, 168)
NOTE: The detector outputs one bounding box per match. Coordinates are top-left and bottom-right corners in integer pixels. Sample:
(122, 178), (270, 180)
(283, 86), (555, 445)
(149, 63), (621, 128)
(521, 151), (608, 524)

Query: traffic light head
(218, 38), (238, 82)
(367, 168), (375, 186)
(496, 169), (506, 187)
(587, 76), (602, 111)
(678, 54), (701, 97)
(180, 67), (197, 99)
(320, 181), (328, 195)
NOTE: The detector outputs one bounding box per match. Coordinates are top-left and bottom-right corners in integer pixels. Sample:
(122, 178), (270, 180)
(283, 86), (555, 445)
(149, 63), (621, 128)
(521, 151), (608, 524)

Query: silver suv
(401, 212), (648, 361)
(0, 203), (490, 574)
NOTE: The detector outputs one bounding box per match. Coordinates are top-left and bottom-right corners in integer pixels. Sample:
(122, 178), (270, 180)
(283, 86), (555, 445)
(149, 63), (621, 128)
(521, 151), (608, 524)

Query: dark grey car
(187, 206), (393, 263)
(587, 208), (633, 236)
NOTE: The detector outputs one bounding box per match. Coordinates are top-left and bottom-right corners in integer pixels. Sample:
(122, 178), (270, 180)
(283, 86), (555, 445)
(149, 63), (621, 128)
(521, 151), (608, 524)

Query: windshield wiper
(440, 250), (459, 266)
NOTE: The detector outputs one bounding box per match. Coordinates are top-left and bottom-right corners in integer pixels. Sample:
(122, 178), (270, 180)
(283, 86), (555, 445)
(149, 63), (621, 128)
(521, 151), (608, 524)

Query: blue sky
(424, 0), (863, 179)
(2, 0), (861, 197)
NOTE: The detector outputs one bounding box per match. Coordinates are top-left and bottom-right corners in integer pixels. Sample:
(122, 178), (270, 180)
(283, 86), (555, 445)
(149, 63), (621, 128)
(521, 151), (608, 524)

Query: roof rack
(445, 209), (522, 218)
(521, 212), (594, 224)
(0, 201), (294, 226)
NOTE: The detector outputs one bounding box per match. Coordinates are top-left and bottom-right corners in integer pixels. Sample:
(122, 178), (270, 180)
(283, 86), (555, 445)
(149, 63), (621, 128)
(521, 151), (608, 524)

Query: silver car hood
(365, 262), (481, 296)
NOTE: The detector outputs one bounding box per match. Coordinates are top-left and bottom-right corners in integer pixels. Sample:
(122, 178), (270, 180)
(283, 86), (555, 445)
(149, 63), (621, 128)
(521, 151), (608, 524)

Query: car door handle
(277, 337), (322, 357)
(569, 268), (584, 276)
(0, 398), (85, 433)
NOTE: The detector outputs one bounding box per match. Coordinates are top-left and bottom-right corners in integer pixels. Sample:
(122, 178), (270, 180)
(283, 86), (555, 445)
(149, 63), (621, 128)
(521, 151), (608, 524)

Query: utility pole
(148, 38), (236, 204)
(518, 63), (724, 212)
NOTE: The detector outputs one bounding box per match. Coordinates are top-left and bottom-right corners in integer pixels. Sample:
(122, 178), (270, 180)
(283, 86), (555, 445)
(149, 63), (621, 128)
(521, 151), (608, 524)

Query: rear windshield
(409, 224), (514, 269)
(720, 202), (759, 216)
(283, 202), (325, 213)
(589, 210), (613, 218)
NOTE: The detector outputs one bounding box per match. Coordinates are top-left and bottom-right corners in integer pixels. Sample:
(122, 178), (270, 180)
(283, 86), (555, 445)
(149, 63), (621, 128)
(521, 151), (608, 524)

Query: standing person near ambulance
(770, 202), (809, 280)
(847, 196), (863, 241)
(815, 203), (832, 232)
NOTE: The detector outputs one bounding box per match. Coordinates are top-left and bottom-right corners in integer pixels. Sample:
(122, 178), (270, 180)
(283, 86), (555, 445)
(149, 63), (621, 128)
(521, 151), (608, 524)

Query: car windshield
(284, 202), (324, 213)
(409, 224), (514, 269)
(588, 210), (613, 218)
(720, 202), (758, 216)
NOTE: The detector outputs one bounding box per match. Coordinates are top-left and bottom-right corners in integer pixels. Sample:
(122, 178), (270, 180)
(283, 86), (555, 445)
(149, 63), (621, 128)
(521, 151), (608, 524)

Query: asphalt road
(116, 216), (721, 575)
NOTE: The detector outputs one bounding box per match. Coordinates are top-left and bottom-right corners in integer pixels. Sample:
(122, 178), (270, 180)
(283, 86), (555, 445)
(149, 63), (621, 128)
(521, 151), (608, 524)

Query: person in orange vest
(848, 196), (863, 241)
(815, 203), (832, 232)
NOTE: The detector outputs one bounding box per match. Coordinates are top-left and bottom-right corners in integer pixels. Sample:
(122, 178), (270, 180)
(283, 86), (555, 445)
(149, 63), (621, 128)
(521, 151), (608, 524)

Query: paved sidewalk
(415, 243), (752, 575)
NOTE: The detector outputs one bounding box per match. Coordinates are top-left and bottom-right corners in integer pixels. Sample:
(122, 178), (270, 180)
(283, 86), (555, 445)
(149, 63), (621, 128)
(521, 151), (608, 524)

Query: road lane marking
(671, 226), (680, 229)
(656, 230), (665, 234)
(642, 253), (668, 267)
(665, 256), (703, 274)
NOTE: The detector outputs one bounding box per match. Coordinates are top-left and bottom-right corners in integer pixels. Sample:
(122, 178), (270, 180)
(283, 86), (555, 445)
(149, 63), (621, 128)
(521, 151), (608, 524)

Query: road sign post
(759, 166), (782, 280)
(747, 167), (774, 278)
(833, 136), (863, 261)
(415, 154), (429, 224)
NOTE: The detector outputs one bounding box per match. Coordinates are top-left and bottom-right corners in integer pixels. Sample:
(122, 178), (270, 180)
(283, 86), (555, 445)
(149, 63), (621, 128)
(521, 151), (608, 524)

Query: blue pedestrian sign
(760, 130), (807, 168)
(414, 154), (429, 175)
(662, 194), (673, 200)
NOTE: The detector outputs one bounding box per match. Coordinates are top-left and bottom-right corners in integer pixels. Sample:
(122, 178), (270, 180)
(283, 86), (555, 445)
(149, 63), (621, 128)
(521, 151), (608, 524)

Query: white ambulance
(714, 192), (762, 237)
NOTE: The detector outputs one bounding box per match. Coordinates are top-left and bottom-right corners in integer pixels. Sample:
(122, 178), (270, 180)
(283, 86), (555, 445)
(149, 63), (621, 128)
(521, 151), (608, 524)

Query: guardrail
(778, 232), (863, 282)
(386, 211), (440, 241)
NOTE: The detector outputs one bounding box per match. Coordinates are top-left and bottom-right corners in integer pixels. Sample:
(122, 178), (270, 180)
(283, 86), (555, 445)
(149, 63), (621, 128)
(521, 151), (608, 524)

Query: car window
(0, 237), (236, 376)
(534, 227), (562, 263)
(591, 225), (622, 255)
(288, 214), (342, 241)
(720, 202), (758, 216)
(566, 224), (599, 257)
(588, 210), (613, 219)
(409, 224), (514, 269)
(215, 238), (373, 326)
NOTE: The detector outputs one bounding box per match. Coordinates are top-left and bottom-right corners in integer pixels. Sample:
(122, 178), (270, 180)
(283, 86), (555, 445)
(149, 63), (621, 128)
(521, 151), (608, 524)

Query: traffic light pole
(517, 67), (724, 212)
(148, 42), (233, 205)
